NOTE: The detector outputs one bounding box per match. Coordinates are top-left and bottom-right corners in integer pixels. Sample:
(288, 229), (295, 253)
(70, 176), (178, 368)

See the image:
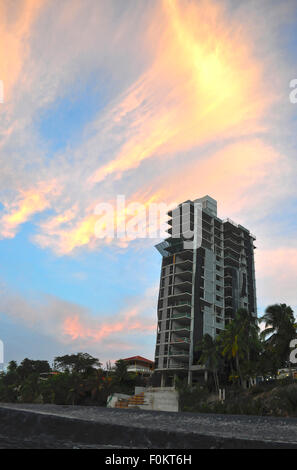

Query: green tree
(40, 373), (80, 405)
(197, 334), (221, 393)
(237, 309), (261, 378)
(260, 304), (297, 374)
(54, 353), (101, 374)
(7, 361), (18, 373)
(0, 367), (19, 402)
(218, 309), (260, 386)
(113, 359), (130, 384)
(17, 358), (51, 380)
(19, 374), (41, 403)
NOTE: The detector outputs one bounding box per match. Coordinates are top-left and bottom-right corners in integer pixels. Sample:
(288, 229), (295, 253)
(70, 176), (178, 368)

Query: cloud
(88, 0), (271, 185)
(151, 138), (285, 211)
(0, 283), (157, 361)
(256, 247), (297, 311)
(0, 180), (59, 238)
(0, 0), (293, 256)
(35, 138), (286, 255)
(63, 304), (156, 343)
(0, 0), (296, 356)
(0, 0), (44, 102)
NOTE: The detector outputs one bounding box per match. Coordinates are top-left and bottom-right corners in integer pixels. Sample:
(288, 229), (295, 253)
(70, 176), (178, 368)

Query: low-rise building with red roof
(122, 356), (154, 375)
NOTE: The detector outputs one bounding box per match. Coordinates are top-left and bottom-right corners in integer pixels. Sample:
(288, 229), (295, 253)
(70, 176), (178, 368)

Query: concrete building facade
(154, 196), (257, 386)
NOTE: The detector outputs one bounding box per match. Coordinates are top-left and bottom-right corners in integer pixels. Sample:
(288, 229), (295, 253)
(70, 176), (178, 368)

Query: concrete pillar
(187, 370), (192, 386)
(173, 374), (177, 388)
(161, 373), (165, 388)
(204, 370), (208, 383)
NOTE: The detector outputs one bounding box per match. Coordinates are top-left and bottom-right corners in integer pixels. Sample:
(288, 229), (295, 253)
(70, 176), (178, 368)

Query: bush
(177, 381), (210, 412)
(270, 384), (297, 416)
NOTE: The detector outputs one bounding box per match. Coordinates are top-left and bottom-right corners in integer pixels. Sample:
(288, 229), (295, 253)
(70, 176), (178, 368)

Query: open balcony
(171, 312), (192, 324)
(199, 294), (213, 307)
(224, 252), (240, 268)
(170, 335), (190, 346)
(169, 349), (189, 359)
(169, 290), (192, 303)
(172, 325), (191, 336)
(175, 270), (193, 282)
(224, 236), (244, 250)
(170, 300), (192, 312)
(174, 258), (193, 271)
(168, 360), (188, 370)
(173, 280), (192, 293)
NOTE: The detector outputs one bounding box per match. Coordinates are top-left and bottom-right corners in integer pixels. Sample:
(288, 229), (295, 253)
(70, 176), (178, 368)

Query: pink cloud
(0, 283), (158, 360)
(256, 248), (297, 310)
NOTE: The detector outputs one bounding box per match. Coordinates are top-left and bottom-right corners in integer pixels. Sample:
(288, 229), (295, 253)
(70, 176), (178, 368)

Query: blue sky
(37, 74), (112, 154)
(0, 0), (297, 366)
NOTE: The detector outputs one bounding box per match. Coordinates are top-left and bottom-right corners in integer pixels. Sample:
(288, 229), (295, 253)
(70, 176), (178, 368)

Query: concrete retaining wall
(141, 388), (179, 412)
(1, 404), (297, 448)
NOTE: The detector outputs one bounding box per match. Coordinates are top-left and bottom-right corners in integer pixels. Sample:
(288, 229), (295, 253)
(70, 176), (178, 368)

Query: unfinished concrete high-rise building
(154, 196), (257, 386)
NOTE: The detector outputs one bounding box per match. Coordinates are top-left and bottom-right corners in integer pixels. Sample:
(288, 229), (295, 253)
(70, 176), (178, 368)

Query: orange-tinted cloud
(35, 211), (101, 254)
(0, 0), (44, 102)
(155, 139), (284, 213)
(0, 181), (59, 238)
(0, 283), (157, 359)
(256, 248), (297, 310)
(257, 248), (297, 280)
(90, 0), (271, 185)
(0, 0), (288, 261)
(31, 138), (286, 256)
(34, 192), (167, 254)
(63, 306), (156, 343)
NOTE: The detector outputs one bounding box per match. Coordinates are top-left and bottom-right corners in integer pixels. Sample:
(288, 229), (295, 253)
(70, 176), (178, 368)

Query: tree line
(0, 354), (147, 405)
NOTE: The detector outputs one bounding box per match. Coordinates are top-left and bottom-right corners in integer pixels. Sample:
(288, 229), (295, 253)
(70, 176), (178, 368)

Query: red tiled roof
(122, 355), (154, 365)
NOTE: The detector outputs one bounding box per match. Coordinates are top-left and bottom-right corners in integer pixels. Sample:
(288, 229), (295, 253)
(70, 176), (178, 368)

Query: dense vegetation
(195, 304), (297, 389)
(0, 354), (147, 406)
(178, 379), (297, 417)
(178, 303), (297, 415)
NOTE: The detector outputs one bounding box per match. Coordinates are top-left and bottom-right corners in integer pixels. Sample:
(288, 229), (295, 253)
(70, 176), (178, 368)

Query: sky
(0, 0), (297, 366)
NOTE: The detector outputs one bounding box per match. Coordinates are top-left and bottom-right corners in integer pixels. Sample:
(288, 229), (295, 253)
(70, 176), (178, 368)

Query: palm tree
(237, 309), (259, 357)
(260, 304), (297, 374)
(198, 334), (221, 394)
(218, 319), (242, 385)
(236, 309), (261, 382)
(218, 309), (259, 386)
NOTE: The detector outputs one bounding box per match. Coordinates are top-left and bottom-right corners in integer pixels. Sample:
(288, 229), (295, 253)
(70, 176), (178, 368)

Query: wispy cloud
(0, 0), (44, 102)
(88, 0), (271, 185)
(0, 0), (296, 356)
(256, 247), (297, 312)
(0, 0), (292, 253)
(0, 180), (59, 238)
(0, 282), (157, 360)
